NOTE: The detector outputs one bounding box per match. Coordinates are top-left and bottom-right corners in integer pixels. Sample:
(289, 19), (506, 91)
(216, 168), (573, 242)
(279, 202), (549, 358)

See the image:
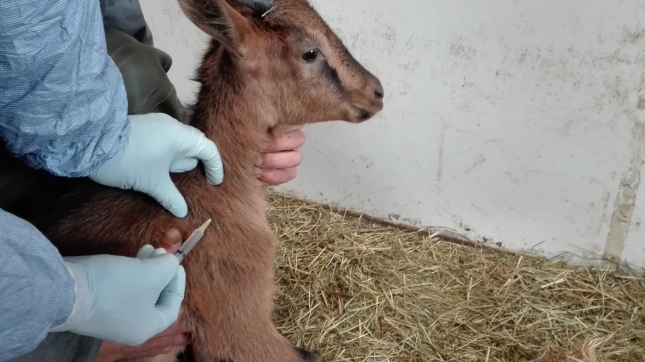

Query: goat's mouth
(349, 106), (378, 123)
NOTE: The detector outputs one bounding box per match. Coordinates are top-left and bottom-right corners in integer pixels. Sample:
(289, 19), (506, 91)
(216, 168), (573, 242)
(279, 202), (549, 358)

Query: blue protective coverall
(0, 0), (153, 360)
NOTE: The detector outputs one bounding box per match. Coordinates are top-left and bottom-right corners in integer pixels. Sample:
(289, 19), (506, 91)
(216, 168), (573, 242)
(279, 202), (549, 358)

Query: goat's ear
(178, 0), (254, 57)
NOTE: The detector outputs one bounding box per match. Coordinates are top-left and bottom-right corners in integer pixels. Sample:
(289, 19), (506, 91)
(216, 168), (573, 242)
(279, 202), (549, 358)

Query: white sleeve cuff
(49, 261), (93, 333)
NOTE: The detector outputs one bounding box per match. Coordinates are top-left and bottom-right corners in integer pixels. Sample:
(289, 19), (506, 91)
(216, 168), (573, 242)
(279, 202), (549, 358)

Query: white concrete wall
(139, 0), (645, 268)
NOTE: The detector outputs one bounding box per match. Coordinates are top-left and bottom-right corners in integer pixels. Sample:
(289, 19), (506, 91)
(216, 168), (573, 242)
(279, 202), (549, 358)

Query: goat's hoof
(295, 347), (320, 362)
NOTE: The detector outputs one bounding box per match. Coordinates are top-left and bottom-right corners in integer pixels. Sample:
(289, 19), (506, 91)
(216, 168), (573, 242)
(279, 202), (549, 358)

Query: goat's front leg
(184, 265), (320, 362)
(189, 315), (319, 362)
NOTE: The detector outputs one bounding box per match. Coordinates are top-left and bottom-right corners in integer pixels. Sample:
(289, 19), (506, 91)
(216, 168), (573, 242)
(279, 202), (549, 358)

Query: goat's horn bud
(230, 0), (274, 14)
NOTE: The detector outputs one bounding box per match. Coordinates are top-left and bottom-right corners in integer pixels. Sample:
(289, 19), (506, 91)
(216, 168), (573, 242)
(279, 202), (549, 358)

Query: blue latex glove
(90, 113), (223, 218)
(50, 246), (186, 346)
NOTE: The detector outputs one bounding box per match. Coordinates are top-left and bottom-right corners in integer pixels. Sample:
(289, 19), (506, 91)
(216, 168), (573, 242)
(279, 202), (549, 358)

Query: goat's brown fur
(32, 0), (383, 361)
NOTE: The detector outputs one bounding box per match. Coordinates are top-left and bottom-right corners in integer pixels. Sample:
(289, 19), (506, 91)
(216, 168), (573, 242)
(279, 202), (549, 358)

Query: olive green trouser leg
(104, 27), (183, 121)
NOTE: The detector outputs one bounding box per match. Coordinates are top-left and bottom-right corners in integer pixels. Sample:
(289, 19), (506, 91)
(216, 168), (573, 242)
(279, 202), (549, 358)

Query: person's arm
(0, 0), (129, 178)
(96, 322), (191, 361)
(0, 209), (77, 361)
(0, 208), (187, 361)
(0, 0), (223, 219)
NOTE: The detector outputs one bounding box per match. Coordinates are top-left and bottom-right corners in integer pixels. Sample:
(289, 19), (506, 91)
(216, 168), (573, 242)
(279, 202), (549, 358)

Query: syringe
(175, 219), (211, 263)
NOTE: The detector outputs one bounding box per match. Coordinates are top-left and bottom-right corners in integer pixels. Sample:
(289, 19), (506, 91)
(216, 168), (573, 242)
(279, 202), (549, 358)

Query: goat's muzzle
(349, 76), (384, 122)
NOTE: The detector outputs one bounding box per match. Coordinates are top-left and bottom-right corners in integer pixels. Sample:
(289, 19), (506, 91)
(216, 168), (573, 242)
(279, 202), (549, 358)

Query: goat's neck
(189, 51), (273, 185)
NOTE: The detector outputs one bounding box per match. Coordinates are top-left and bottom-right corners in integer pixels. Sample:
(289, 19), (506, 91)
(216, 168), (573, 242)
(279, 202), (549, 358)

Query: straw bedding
(266, 192), (645, 362)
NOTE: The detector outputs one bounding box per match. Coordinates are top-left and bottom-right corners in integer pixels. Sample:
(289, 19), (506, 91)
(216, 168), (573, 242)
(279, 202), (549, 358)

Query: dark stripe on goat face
(321, 60), (346, 96)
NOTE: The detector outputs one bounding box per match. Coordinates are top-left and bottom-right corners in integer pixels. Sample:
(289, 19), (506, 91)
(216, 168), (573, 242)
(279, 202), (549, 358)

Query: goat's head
(179, 0), (384, 127)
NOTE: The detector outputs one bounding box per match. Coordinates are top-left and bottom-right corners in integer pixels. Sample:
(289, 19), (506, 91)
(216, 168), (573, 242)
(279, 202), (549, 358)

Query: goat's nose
(374, 82), (384, 101)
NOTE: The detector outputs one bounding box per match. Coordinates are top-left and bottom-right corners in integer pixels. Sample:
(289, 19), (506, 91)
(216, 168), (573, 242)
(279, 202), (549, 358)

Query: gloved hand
(90, 113), (223, 218)
(50, 245), (186, 346)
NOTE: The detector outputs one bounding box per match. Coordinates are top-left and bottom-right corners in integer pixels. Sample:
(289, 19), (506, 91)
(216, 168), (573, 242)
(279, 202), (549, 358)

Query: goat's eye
(302, 49), (319, 62)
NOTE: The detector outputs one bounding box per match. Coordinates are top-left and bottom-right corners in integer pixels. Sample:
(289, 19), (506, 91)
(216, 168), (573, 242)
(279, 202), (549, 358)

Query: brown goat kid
(41, 0), (383, 361)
